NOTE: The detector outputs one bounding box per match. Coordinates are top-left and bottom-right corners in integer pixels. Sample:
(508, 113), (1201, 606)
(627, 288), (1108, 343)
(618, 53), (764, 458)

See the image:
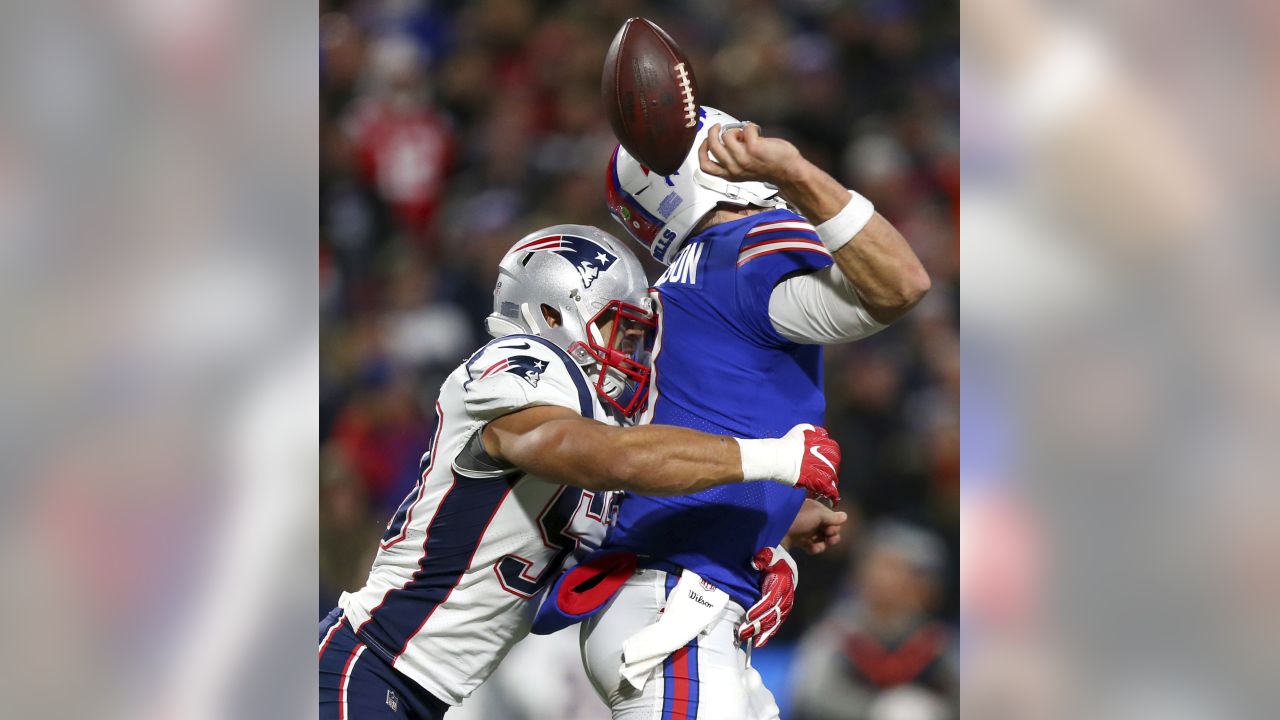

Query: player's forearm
(498, 416), (833, 498)
(778, 161), (931, 324)
(601, 425), (746, 494)
(775, 158), (855, 224)
(829, 214), (930, 324)
(505, 419), (743, 495)
(606, 425), (835, 498)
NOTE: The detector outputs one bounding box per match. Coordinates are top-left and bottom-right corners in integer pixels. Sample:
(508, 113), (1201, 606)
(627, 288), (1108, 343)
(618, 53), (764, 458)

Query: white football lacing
(674, 62), (697, 128)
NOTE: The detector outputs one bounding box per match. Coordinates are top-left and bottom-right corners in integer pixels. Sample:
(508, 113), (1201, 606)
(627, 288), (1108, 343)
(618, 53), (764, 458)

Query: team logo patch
(657, 191), (683, 219)
(513, 234), (619, 288)
(477, 354), (547, 387)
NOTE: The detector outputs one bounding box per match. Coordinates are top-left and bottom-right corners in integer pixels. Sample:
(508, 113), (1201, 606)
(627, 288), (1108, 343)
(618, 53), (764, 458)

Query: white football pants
(580, 568), (781, 720)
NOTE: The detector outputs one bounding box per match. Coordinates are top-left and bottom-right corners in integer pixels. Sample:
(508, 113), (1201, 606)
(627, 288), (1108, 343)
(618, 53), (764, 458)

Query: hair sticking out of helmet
(605, 106), (787, 265)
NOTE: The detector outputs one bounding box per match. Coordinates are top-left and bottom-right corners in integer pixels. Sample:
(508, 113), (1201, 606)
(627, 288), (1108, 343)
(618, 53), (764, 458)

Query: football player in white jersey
(319, 224), (844, 720)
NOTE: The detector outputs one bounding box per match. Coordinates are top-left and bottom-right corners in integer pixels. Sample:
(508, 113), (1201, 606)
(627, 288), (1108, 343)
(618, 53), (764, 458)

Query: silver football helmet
(484, 224), (655, 416)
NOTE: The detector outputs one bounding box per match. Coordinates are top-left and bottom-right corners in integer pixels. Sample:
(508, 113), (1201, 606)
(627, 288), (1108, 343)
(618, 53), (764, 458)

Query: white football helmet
(605, 106), (789, 264)
(485, 224), (655, 416)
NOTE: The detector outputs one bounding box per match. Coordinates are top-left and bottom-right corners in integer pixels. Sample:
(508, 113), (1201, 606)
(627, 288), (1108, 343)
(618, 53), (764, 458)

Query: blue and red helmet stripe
(606, 145), (665, 249)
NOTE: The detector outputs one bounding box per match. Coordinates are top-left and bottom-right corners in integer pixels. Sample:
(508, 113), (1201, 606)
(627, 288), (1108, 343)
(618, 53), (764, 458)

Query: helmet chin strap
(691, 165), (785, 207)
(578, 313), (627, 399)
(595, 366), (627, 400)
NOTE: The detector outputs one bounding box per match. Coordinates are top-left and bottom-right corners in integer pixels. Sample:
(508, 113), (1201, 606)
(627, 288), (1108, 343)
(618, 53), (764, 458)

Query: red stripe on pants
(338, 643), (364, 720)
(669, 646), (691, 718)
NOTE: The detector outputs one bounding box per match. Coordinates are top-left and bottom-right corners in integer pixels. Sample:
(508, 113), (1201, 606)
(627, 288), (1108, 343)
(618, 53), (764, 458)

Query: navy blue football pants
(319, 607), (451, 720)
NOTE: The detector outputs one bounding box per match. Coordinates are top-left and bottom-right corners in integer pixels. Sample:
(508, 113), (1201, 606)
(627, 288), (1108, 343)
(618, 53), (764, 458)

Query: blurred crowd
(320, 0), (958, 717)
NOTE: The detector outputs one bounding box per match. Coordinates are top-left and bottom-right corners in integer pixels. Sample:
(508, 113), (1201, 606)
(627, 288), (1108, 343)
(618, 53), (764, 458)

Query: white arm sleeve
(768, 266), (886, 344)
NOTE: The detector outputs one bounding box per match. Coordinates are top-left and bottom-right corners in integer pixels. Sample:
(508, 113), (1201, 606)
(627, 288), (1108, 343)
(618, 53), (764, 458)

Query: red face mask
(568, 300), (656, 417)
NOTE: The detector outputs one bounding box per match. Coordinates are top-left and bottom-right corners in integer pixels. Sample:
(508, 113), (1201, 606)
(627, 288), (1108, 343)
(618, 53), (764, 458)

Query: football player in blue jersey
(567, 107), (931, 720)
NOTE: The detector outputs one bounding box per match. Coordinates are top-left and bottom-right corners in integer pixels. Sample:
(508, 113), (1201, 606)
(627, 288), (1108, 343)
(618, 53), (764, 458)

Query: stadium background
(319, 0), (958, 717)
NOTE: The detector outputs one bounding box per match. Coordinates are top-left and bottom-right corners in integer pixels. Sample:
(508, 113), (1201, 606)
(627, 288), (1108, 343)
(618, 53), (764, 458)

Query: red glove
(796, 426), (841, 505)
(738, 545), (798, 648)
(737, 424), (843, 505)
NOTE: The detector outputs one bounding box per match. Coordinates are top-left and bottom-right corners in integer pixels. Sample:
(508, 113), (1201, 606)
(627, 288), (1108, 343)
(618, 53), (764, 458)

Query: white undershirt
(767, 266), (885, 345)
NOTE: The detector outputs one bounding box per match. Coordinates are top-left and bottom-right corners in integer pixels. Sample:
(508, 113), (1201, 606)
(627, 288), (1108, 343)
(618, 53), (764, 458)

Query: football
(602, 17), (700, 176)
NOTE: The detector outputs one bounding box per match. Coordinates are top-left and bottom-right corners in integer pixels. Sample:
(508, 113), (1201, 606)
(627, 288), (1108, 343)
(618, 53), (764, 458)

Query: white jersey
(338, 334), (618, 706)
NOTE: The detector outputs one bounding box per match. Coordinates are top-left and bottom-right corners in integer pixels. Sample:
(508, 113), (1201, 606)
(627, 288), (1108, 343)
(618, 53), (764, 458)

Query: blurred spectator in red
(790, 521), (958, 720)
(344, 34), (454, 243)
(328, 365), (430, 512)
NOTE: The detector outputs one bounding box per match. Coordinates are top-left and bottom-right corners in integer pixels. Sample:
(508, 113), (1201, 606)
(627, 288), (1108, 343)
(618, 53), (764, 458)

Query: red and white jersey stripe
(736, 220), (830, 267)
(745, 220), (819, 237)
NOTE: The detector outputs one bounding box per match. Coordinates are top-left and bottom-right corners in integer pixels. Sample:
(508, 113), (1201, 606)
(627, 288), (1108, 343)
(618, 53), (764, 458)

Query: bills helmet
(605, 106), (789, 264)
(485, 224), (655, 417)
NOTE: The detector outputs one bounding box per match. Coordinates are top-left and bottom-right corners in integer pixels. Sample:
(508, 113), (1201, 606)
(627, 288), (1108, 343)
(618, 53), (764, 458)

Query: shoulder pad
(736, 212), (828, 268)
(461, 335), (595, 420)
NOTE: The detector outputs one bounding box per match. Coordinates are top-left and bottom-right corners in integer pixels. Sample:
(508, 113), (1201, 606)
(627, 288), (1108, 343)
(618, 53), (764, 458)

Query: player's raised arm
(480, 405), (842, 503)
(700, 122), (930, 326)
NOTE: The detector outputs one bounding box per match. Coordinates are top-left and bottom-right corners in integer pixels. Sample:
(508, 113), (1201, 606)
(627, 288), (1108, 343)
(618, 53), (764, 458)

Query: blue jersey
(604, 208), (834, 608)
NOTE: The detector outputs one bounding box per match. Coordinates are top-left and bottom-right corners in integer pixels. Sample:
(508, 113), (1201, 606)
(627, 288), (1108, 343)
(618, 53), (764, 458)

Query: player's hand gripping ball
(699, 121), (804, 187)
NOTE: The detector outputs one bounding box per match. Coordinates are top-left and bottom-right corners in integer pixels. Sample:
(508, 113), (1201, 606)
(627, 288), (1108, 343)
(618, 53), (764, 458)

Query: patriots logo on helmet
(476, 354), (547, 388)
(513, 234), (619, 288)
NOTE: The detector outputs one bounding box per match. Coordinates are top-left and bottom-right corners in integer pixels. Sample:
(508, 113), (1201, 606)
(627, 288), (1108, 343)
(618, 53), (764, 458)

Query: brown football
(602, 17), (700, 176)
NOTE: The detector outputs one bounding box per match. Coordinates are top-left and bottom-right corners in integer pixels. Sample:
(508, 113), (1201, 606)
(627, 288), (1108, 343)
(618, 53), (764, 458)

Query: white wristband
(735, 437), (798, 486)
(815, 190), (875, 253)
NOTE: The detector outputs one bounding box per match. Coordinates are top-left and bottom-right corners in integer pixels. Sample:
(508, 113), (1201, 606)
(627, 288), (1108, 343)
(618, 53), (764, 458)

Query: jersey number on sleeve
(494, 487), (609, 598)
